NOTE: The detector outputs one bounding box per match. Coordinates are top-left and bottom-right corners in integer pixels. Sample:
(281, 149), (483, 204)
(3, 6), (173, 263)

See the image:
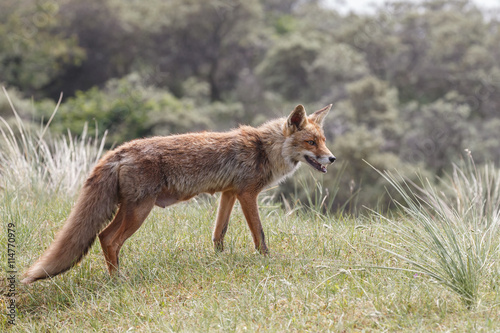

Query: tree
(336, 0), (500, 120)
(257, 34), (319, 100)
(45, 0), (137, 98)
(0, 0), (85, 98)
(138, 0), (265, 101)
(401, 93), (471, 174)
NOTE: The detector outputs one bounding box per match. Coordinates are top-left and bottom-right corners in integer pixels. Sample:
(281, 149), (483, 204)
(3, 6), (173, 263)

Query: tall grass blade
(0, 89), (106, 197)
(368, 157), (500, 309)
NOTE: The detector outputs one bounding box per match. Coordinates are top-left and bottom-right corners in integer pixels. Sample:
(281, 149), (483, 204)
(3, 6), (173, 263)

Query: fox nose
(329, 156), (336, 163)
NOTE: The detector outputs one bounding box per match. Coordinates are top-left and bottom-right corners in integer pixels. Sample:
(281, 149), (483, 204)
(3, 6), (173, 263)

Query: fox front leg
(237, 191), (269, 254)
(213, 190), (237, 252)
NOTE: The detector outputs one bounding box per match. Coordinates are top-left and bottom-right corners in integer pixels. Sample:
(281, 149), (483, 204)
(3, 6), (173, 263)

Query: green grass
(1, 193), (499, 331)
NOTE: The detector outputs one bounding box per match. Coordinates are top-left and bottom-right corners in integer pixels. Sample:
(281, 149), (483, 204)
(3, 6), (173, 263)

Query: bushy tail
(22, 158), (119, 284)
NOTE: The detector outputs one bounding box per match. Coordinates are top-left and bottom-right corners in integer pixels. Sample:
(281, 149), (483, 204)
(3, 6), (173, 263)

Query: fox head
(283, 104), (336, 173)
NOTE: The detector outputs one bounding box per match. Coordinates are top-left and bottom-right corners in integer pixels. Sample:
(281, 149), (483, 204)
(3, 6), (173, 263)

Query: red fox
(22, 104), (336, 284)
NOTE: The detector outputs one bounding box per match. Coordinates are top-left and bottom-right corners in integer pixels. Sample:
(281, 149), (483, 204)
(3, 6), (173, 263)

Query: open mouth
(304, 155), (327, 173)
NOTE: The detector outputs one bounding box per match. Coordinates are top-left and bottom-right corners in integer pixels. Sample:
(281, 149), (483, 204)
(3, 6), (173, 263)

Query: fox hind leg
(98, 197), (156, 275)
(213, 190), (237, 252)
(99, 206), (126, 273)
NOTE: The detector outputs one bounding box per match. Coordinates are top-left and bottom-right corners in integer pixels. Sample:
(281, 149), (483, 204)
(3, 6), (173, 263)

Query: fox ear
(286, 104), (307, 132)
(309, 104), (332, 126)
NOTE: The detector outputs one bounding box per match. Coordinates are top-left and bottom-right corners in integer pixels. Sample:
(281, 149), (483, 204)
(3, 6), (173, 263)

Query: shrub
(371, 155), (500, 308)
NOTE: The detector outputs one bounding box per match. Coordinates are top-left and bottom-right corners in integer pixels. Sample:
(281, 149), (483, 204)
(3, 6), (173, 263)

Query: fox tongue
(304, 155), (327, 173)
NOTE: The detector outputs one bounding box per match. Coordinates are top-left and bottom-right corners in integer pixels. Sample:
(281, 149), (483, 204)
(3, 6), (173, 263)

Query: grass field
(1, 98), (499, 331)
(1, 190), (499, 332)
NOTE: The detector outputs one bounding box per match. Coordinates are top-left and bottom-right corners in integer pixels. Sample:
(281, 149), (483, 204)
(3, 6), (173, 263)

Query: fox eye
(307, 140), (316, 146)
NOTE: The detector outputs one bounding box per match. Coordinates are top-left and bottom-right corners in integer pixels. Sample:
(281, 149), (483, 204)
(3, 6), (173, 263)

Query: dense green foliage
(2, 0), (500, 210)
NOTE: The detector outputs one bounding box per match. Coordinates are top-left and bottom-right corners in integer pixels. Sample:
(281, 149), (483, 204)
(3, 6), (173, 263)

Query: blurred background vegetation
(1, 0), (500, 212)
